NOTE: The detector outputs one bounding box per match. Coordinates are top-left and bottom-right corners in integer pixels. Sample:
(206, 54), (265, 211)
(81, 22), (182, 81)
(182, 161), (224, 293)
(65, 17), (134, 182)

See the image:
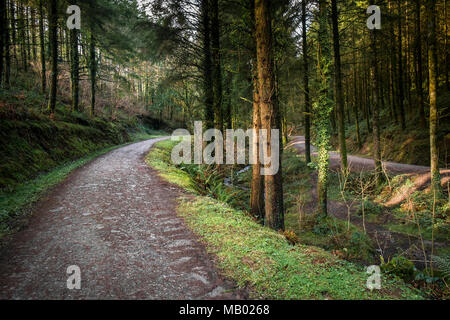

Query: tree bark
(39, 0), (46, 94)
(89, 29), (96, 116)
(415, 0), (426, 128)
(352, 26), (361, 149)
(397, 1), (406, 129)
(302, 0), (311, 164)
(10, 0), (17, 67)
(250, 0), (264, 220)
(4, 0), (10, 87)
(426, 0), (442, 194)
(314, 0), (332, 217)
(255, 0), (284, 231)
(211, 0), (223, 132)
(0, 0), (5, 86)
(71, 28), (79, 112)
(30, 7), (37, 60)
(331, 0), (347, 171)
(47, 0), (58, 115)
(201, 0), (214, 129)
(370, 1), (382, 187)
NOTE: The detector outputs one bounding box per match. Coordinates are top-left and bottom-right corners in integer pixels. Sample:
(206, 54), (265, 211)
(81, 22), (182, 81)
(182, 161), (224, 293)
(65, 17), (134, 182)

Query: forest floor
(0, 137), (244, 299)
(288, 136), (450, 269)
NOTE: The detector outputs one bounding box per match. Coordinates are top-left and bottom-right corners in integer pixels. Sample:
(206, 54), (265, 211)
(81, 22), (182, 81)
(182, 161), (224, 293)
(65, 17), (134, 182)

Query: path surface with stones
(0, 137), (243, 299)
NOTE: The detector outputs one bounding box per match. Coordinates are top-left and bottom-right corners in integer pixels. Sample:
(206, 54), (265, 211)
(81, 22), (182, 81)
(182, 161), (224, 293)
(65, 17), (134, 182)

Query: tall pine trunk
(314, 0), (332, 217)
(89, 29), (96, 117)
(39, 0), (46, 94)
(4, 0), (10, 87)
(302, 0), (311, 164)
(71, 28), (79, 112)
(370, 1), (382, 187)
(211, 0), (223, 132)
(47, 0), (57, 115)
(331, 0), (347, 171)
(31, 8), (37, 60)
(0, 0), (5, 86)
(10, 0), (16, 67)
(255, 0), (284, 231)
(397, 1), (406, 129)
(250, 0), (264, 220)
(352, 26), (361, 149)
(415, 0), (426, 128)
(201, 0), (214, 129)
(427, 0), (441, 194)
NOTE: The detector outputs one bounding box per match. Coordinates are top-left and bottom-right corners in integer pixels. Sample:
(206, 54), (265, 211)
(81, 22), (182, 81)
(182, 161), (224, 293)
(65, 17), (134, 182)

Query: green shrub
(381, 255), (415, 282)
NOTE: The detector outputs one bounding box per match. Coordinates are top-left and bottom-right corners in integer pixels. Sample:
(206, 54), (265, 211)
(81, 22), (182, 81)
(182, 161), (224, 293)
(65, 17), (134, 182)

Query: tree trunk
(211, 0), (223, 132)
(302, 0), (311, 164)
(427, 0), (442, 194)
(255, 0), (284, 231)
(47, 0), (57, 115)
(370, 1), (382, 187)
(331, 0), (347, 171)
(415, 0), (426, 128)
(71, 28), (79, 112)
(89, 29), (96, 117)
(4, 0), (10, 87)
(39, 0), (46, 94)
(18, 2), (27, 71)
(314, 0), (332, 217)
(388, 0), (398, 125)
(397, 1), (406, 129)
(30, 7), (37, 60)
(352, 26), (361, 149)
(10, 0), (17, 67)
(250, 0), (264, 220)
(250, 70), (265, 220)
(224, 71), (232, 129)
(445, 0), (449, 90)
(201, 0), (214, 129)
(0, 0), (5, 86)
(25, 6), (31, 63)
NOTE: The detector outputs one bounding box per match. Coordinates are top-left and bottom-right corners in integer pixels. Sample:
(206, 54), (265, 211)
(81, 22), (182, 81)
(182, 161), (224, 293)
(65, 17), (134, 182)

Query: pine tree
(255, 0), (284, 230)
(427, 0), (442, 194)
(47, 0), (58, 115)
(331, 0), (347, 171)
(314, 0), (333, 216)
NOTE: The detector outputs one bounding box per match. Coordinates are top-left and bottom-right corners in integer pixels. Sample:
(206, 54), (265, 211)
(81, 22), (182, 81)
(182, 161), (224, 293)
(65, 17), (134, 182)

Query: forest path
(0, 137), (243, 299)
(287, 136), (449, 268)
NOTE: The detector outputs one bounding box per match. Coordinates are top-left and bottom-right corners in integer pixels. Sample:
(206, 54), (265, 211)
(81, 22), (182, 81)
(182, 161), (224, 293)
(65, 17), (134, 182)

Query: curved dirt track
(0, 138), (243, 300)
(288, 136), (449, 176)
(287, 136), (449, 267)
(288, 136), (449, 206)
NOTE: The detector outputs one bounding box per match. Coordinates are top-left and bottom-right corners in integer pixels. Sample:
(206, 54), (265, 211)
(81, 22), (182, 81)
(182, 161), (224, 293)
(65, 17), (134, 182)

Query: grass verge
(147, 140), (423, 300)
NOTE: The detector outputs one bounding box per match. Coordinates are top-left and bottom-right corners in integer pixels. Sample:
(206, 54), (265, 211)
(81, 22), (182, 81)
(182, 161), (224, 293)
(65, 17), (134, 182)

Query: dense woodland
(0, 0), (449, 299)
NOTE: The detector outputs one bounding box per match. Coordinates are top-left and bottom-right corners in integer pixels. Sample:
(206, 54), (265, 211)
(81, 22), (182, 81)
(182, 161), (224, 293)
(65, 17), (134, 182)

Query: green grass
(147, 140), (424, 300)
(0, 132), (163, 241)
(145, 139), (197, 192)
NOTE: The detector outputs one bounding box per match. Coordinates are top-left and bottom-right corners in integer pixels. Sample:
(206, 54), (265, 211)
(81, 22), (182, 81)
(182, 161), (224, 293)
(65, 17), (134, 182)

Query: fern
(432, 254), (450, 280)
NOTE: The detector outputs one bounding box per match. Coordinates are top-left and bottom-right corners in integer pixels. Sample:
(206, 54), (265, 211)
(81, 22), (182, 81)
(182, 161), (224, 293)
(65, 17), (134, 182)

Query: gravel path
(0, 138), (243, 300)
